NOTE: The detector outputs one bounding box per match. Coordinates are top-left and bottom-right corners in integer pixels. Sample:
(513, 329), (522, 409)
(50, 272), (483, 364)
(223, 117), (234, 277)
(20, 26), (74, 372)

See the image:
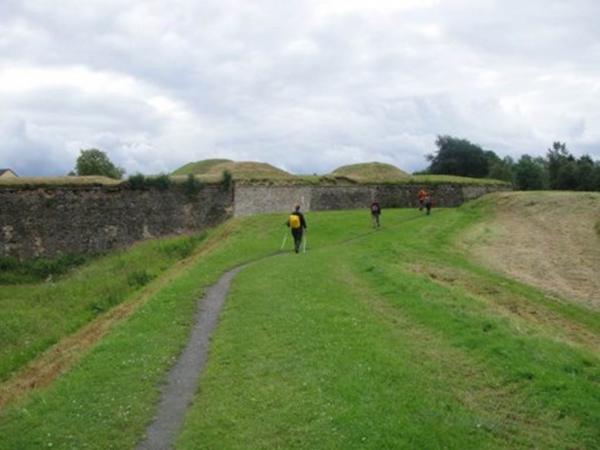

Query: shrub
(127, 173), (147, 190)
(147, 174), (173, 191)
(222, 169), (233, 192)
(183, 173), (203, 200)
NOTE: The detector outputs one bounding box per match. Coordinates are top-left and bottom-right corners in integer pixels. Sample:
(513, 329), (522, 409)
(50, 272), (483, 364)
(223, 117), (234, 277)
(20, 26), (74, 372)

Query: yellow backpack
(289, 214), (301, 229)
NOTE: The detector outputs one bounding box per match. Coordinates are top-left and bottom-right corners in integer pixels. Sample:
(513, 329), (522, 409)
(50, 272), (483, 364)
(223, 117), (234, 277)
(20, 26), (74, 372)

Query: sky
(1, 0), (599, 176)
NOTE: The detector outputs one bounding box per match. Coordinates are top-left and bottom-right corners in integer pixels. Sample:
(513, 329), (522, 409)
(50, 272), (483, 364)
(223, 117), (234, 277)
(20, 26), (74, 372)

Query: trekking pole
(302, 234), (307, 253)
(280, 232), (288, 250)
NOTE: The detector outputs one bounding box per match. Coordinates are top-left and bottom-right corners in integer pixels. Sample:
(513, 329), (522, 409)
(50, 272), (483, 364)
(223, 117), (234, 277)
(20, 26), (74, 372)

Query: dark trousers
(371, 213), (380, 227)
(291, 229), (303, 253)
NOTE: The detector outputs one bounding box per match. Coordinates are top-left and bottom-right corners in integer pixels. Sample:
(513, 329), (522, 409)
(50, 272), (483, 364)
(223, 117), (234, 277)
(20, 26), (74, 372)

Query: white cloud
(0, 0), (598, 176)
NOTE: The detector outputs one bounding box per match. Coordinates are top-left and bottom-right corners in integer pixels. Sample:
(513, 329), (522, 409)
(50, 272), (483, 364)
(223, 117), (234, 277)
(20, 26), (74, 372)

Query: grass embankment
(1, 196), (598, 449)
(0, 234), (205, 382)
(460, 191), (600, 310)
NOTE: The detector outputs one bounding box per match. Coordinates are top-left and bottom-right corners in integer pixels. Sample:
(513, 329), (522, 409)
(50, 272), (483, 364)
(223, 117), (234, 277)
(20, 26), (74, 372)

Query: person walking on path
(286, 205), (307, 253)
(424, 194), (433, 215)
(418, 188), (428, 211)
(370, 201), (381, 228)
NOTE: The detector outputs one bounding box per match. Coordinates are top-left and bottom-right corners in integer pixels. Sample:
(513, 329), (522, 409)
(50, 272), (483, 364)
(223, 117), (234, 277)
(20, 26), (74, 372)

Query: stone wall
(1, 181), (509, 259)
(233, 183), (509, 216)
(0, 184), (232, 259)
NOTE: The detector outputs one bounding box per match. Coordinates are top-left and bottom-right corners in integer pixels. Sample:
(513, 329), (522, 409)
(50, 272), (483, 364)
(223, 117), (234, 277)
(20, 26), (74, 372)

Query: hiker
(286, 205), (307, 253)
(370, 201), (381, 228)
(424, 194), (433, 215)
(418, 188), (428, 211)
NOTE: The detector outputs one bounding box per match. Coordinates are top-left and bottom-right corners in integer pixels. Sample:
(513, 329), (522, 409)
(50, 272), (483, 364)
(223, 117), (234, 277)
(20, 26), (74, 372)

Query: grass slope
(0, 234), (205, 382)
(1, 195), (598, 449)
(461, 191), (600, 309)
(330, 162), (409, 182)
(171, 159), (233, 176)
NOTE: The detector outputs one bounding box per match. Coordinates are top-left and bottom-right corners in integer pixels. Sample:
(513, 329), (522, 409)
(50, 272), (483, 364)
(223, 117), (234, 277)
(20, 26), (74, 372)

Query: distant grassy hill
(330, 162), (409, 182)
(172, 159), (292, 181)
(171, 159), (233, 176)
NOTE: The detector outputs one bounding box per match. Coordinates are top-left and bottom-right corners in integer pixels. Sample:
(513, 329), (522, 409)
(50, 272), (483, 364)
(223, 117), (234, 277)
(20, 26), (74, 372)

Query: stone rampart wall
(233, 183), (509, 216)
(1, 182), (509, 259)
(0, 185), (232, 259)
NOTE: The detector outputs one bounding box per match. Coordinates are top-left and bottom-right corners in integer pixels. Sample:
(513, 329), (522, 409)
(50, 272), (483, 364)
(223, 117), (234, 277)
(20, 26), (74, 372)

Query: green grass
(0, 233), (206, 381)
(330, 161), (410, 181)
(0, 176), (121, 188)
(0, 254), (88, 284)
(0, 205), (598, 449)
(175, 209), (598, 449)
(171, 159), (233, 176)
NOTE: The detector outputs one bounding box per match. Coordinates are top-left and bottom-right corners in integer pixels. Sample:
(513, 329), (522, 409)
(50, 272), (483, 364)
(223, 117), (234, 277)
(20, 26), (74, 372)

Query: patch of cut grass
(177, 218), (599, 448)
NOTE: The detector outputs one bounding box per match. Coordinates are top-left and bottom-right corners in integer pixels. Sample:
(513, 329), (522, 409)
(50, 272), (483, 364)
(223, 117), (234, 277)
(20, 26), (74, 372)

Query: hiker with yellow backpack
(286, 205), (307, 253)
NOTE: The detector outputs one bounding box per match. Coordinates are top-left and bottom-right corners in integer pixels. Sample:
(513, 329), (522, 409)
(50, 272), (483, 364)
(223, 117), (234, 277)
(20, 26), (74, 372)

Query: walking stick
(280, 232), (288, 250)
(302, 235), (307, 253)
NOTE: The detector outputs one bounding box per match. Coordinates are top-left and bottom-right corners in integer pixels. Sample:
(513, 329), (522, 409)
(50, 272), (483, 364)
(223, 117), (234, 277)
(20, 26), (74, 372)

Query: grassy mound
(206, 161), (293, 180)
(330, 162), (409, 182)
(171, 159), (233, 176)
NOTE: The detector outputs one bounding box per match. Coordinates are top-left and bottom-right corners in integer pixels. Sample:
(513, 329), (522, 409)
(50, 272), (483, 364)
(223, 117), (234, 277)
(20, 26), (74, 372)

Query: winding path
(135, 218), (414, 449)
(136, 267), (242, 450)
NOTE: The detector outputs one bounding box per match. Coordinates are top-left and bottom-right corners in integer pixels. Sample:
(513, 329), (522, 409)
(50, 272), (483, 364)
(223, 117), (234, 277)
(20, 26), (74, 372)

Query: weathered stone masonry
(0, 184), (232, 259)
(1, 182), (509, 259)
(232, 183), (509, 216)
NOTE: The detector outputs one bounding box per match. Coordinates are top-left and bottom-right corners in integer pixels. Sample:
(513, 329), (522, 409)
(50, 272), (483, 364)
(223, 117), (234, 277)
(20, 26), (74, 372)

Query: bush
(127, 173), (173, 191)
(222, 170), (233, 192)
(183, 174), (203, 200)
(127, 173), (147, 190)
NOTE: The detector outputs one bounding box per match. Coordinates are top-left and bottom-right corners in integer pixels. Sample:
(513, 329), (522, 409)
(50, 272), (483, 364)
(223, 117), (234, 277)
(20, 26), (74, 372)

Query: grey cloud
(1, 0), (599, 176)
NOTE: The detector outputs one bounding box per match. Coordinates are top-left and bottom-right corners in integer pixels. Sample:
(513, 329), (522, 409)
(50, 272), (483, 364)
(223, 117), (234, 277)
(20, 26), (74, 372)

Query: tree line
(421, 136), (600, 191)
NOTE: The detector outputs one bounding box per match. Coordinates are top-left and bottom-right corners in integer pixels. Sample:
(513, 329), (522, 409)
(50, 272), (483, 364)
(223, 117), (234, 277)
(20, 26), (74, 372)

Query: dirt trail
(136, 267), (241, 450)
(461, 192), (600, 310)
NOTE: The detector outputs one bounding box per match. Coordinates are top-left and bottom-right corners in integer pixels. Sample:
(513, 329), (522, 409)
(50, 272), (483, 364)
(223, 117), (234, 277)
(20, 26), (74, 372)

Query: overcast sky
(1, 0), (599, 176)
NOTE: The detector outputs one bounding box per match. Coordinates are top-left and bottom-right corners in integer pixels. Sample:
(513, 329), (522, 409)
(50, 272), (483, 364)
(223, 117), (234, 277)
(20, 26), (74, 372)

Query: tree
(426, 136), (489, 178)
(487, 154), (514, 182)
(574, 155), (595, 191)
(513, 155), (546, 190)
(547, 142), (576, 189)
(74, 149), (125, 179)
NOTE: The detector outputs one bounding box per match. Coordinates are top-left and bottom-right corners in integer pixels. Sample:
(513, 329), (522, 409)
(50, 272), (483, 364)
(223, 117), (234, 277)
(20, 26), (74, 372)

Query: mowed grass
(1, 202), (599, 449)
(176, 207), (599, 449)
(0, 233), (205, 381)
(0, 213), (367, 449)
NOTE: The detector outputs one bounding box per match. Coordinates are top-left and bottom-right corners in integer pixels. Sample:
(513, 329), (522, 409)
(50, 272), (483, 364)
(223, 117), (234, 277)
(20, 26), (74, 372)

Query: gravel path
(136, 267), (242, 450)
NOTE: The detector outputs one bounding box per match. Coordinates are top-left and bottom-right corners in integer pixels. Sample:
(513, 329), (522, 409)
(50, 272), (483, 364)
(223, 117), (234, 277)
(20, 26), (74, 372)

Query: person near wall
(424, 194), (433, 215)
(417, 188), (428, 211)
(370, 201), (381, 228)
(286, 205), (307, 253)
